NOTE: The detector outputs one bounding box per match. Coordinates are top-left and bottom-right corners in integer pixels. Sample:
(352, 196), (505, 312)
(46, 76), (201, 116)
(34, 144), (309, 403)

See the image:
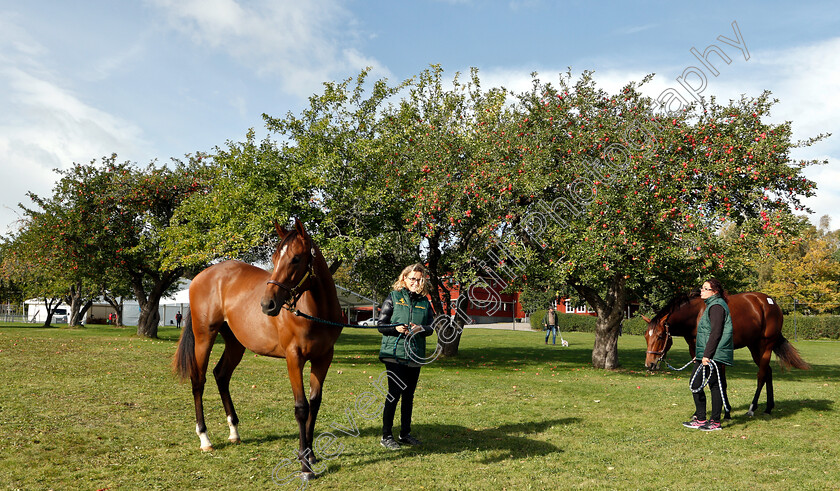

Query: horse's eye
(291, 255), (301, 265)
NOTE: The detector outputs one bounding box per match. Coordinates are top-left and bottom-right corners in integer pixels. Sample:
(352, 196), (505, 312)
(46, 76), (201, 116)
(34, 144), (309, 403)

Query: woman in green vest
(683, 278), (734, 431)
(377, 263), (435, 450)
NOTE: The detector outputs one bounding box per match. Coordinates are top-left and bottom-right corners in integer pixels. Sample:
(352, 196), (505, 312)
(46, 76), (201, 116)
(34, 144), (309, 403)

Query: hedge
(528, 311), (840, 340)
(784, 313), (840, 340)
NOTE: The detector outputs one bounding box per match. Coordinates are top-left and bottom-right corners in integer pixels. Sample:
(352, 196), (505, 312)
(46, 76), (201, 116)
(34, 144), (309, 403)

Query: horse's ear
(294, 218), (307, 238)
(641, 315), (651, 323)
(274, 220), (288, 239)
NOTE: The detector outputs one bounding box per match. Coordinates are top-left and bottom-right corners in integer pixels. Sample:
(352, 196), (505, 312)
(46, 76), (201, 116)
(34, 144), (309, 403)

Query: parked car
(53, 308), (69, 323)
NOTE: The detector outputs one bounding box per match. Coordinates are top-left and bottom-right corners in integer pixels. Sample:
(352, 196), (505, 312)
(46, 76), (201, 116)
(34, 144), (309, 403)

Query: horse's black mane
(651, 290), (700, 323)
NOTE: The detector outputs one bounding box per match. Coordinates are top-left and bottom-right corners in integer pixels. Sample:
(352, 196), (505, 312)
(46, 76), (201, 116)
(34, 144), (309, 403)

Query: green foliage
(529, 309), (546, 330)
(785, 313), (840, 340)
(529, 310), (600, 333)
(160, 66), (827, 367)
(6, 66), (827, 357)
(8, 155), (207, 336)
(508, 74), (823, 295)
(757, 217), (840, 314)
(519, 284), (556, 315)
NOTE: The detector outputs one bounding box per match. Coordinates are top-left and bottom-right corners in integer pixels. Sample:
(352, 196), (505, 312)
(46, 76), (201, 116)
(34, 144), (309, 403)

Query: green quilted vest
(695, 295), (734, 366)
(378, 289), (433, 365)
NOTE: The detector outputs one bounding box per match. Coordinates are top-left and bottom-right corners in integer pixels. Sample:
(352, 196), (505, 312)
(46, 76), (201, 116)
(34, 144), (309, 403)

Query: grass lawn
(0, 323), (838, 490)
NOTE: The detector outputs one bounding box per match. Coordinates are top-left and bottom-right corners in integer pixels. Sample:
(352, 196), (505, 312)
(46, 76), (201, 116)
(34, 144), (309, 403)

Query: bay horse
(643, 291), (809, 416)
(174, 219), (343, 481)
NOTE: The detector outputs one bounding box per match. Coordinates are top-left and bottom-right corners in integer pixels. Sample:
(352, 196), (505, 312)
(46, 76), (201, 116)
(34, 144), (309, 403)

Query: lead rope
(665, 358), (694, 371)
(689, 360), (730, 414)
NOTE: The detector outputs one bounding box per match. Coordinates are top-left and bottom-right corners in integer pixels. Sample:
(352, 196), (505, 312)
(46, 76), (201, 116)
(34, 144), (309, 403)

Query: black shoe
(380, 435), (401, 450)
(398, 434), (422, 446)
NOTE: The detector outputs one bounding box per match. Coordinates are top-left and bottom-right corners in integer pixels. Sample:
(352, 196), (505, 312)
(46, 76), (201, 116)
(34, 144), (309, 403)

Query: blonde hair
(392, 263), (431, 295)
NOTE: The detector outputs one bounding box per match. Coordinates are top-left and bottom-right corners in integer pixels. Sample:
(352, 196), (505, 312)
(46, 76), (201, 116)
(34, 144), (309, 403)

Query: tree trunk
(591, 314), (623, 369)
(116, 298), (124, 327)
(440, 320), (464, 357)
(131, 268), (181, 338)
(77, 299), (93, 325)
(573, 274), (627, 369)
(441, 290), (469, 357)
(136, 299), (160, 338)
(103, 292), (123, 326)
(66, 282), (88, 326)
(41, 297), (62, 327)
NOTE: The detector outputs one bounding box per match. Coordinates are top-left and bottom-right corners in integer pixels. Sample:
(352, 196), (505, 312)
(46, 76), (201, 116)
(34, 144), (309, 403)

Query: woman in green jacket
(377, 263), (435, 450)
(683, 278), (733, 431)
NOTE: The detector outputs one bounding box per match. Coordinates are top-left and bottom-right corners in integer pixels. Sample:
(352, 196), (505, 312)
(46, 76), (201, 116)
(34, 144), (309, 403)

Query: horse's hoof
(746, 410), (754, 417)
(301, 472), (318, 482)
(228, 438), (241, 444)
(200, 445), (214, 452)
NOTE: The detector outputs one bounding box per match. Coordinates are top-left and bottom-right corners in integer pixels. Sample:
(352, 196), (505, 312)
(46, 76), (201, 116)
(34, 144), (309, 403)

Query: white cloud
(751, 37), (840, 147)
(614, 24), (658, 36)
(149, 0), (388, 97)
(0, 31), (149, 235)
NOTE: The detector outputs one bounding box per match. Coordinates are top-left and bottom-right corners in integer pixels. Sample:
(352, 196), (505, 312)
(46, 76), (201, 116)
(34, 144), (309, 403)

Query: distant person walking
(175, 311), (183, 329)
(543, 306), (558, 345)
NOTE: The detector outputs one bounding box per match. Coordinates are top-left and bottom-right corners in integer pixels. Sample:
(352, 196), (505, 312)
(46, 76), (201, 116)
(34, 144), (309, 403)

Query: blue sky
(2, 0), (839, 236)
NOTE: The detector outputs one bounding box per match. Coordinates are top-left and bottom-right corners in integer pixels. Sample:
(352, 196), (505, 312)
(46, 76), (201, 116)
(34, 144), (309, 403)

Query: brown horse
(643, 291), (809, 416)
(174, 219), (343, 481)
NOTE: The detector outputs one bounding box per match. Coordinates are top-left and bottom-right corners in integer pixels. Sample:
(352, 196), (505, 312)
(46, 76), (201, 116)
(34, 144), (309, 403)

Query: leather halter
(646, 316), (672, 360)
(266, 246), (316, 309)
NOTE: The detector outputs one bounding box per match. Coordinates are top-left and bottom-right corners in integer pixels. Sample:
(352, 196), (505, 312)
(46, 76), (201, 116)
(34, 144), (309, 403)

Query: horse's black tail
(173, 311), (198, 382)
(774, 335), (810, 370)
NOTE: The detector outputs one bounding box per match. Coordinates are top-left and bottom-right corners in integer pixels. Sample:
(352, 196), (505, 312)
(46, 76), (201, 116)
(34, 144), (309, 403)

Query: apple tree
(505, 72), (824, 368)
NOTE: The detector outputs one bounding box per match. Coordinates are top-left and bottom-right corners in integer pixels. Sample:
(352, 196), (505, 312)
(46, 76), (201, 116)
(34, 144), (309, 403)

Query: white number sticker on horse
(767, 298), (774, 304)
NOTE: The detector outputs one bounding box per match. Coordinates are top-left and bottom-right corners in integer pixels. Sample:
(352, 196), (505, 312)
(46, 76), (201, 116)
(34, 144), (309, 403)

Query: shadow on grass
(320, 416), (576, 473)
(723, 398), (834, 425)
(237, 415), (577, 453)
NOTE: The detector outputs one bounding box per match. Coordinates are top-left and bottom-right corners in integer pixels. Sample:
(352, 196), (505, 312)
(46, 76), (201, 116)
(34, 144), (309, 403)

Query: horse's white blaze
(227, 415), (240, 442)
(196, 424), (213, 450)
(278, 244), (288, 260)
(648, 329), (653, 337)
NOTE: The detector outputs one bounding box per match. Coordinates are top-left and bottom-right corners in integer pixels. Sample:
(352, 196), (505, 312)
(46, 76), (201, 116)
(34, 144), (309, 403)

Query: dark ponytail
(705, 278), (728, 302)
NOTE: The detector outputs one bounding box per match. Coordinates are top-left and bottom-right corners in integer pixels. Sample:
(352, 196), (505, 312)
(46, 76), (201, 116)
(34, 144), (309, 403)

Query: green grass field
(1, 323), (838, 490)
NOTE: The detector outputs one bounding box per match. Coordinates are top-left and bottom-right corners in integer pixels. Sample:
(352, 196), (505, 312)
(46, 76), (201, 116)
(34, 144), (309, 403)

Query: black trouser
(691, 360), (728, 422)
(382, 361), (422, 439)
